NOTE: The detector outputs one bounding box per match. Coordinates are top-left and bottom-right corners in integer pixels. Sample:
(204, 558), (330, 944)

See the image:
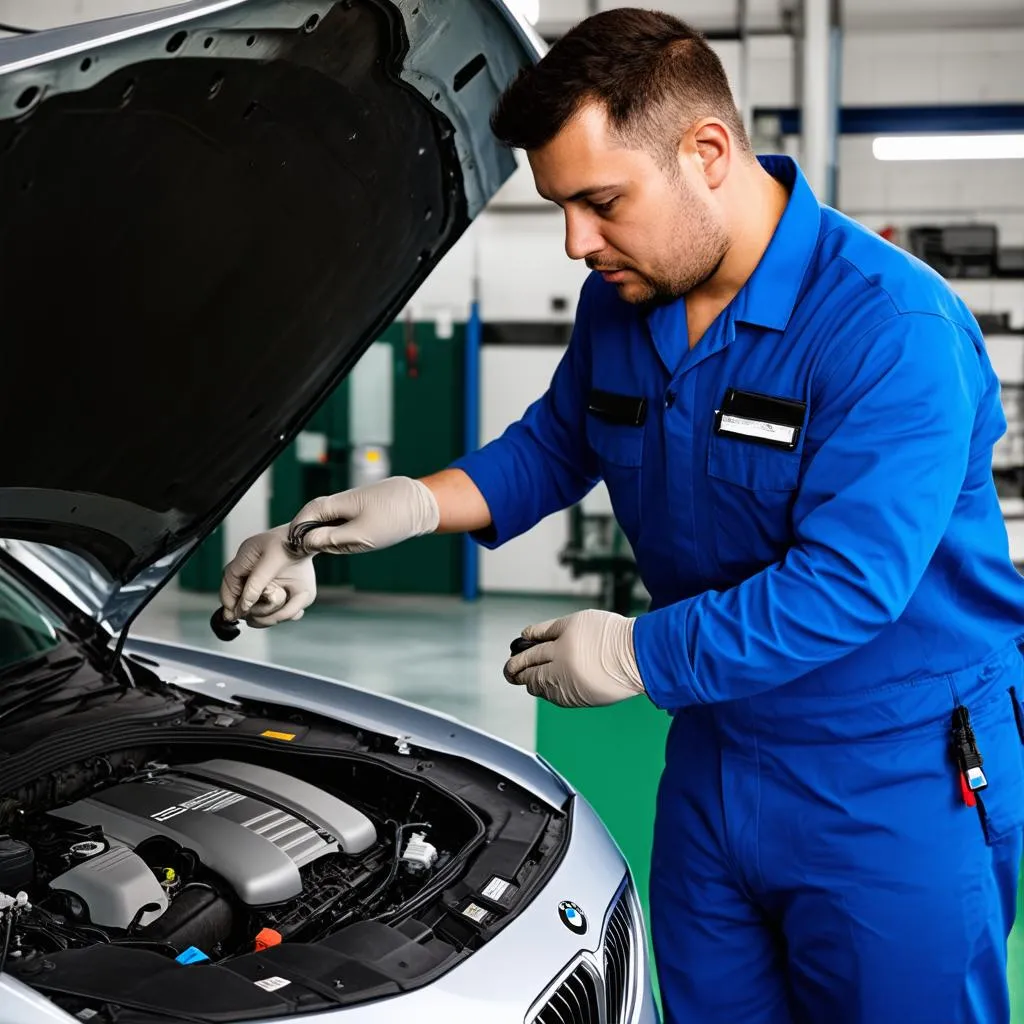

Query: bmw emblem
(558, 900), (587, 935)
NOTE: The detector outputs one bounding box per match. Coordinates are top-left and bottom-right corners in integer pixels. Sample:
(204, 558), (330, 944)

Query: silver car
(0, 2), (657, 1023)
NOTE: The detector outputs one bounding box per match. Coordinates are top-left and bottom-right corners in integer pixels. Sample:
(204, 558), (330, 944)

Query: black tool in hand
(510, 636), (542, 656)
(285, 517), (350, 556)
(210, 608), (240, 642)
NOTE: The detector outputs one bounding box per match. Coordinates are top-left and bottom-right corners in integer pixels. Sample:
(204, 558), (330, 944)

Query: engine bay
(0, 689), (569, 1023)
(2, 755), (445, 958)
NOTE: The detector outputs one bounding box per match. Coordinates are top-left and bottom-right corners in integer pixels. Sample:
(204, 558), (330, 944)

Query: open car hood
(0, 0), (540, 634)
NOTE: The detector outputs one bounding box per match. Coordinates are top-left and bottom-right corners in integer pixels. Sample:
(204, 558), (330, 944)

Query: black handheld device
(509, 636), (541, 656)
(210, 608), (240, 641)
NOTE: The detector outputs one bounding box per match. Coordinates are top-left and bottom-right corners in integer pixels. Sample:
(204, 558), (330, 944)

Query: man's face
(527, 102), (729, 304)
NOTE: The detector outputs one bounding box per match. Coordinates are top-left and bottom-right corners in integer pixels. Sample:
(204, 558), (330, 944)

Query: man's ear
(688, 120), (731, 189)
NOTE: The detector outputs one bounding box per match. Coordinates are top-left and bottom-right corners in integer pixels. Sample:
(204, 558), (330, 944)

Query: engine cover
(48, 760), (377, 905)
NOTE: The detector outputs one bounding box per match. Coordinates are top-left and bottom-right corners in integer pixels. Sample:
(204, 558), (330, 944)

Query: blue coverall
(453, 155), (1024, 1023)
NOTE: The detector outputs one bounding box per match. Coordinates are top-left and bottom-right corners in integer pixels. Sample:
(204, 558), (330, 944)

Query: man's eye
(593, 197), (619, 214)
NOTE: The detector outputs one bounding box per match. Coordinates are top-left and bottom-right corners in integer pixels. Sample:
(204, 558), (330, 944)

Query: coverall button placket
(682, 314), (738, 585)
(642, 303), (692, 595)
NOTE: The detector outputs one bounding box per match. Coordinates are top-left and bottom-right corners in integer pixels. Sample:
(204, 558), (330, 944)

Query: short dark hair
(491, 9), (751, 164)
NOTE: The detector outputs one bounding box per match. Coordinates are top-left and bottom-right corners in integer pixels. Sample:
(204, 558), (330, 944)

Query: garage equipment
(559, 504), (641, 616)
(906, 223), (999, 278)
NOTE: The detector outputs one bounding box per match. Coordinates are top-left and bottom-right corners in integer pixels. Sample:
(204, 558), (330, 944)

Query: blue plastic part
(175, 946), (209, 965)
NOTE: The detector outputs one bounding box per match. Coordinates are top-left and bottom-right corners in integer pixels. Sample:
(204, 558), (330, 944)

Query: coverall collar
(643, 155), (821, 376)
(730, 154), (822, 332)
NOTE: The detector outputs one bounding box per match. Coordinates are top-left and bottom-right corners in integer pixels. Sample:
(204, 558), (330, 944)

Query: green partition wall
(269, 361), (352, 589)
(178, 525), (225, 593)
(180, 319), (465, 595)
(347, 319), (465, 595)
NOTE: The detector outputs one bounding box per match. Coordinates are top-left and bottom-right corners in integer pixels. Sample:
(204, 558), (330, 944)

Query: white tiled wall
(841, 29), (1024, 105)
(838, 137), (1024, 246)
(478, 345), (603, 596)
(949, 281), (1024, 329)
(535, 0), (1024, 35)
(536, 0), (792, 37)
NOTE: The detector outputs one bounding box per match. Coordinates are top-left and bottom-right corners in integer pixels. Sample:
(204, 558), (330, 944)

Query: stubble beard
(618, 186), (731, 306)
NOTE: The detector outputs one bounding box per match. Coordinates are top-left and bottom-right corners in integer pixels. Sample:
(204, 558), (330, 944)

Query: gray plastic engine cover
(49, 846), (168, 929)
(49, 759), (377, 905)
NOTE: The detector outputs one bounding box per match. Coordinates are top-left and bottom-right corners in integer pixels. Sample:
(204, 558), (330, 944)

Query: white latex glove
(219, 526), (317, 626)
(287, 476), (440, 556)
(503, 609), (645, 709)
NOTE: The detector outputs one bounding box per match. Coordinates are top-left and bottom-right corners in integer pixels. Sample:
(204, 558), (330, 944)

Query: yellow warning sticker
(261, 730), (297, 742)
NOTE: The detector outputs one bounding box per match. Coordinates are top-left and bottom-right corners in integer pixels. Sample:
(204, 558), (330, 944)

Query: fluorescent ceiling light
(872, 134), (1024, 161)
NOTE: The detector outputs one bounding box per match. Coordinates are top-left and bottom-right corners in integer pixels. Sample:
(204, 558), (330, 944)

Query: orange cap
(254, 927), (283, 952)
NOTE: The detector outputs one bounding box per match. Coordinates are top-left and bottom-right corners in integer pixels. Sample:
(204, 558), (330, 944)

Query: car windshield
(0, 564), (65, 675)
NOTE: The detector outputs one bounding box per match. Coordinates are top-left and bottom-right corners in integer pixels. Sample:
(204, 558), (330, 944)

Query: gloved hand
(219, 526), (317, 626)
(287, 476), (440, 556)
(503, 609), (645, 709)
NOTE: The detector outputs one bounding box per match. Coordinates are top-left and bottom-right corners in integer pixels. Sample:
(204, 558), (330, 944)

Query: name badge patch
(715, 389), (806, 451)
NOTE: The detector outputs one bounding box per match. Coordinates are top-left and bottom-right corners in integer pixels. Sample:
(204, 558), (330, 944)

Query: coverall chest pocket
(706, 432), (801, 577)
(586, 415), (643, 541)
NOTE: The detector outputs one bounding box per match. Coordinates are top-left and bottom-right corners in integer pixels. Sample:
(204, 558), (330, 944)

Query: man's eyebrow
(539, 184), (625, 204)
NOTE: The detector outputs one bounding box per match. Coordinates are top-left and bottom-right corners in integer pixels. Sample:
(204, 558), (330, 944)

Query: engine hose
(179, 883), (219, 897)
(19, 923), (70, 951)
(31, 906), (108, 947)
(0, 910), (14, 974)
(69, 923), (110, 944)
(359, 821), (430, 914)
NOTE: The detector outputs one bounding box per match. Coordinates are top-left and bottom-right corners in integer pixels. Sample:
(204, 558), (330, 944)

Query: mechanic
(218, 9), (1024, 1023)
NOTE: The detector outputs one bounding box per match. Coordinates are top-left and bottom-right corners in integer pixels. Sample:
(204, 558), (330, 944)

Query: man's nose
(564, 209), (602, 262)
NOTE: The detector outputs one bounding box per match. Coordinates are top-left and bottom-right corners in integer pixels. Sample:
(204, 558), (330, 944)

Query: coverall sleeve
(633, 311), (988, 708)
(449, 281), (600, 548)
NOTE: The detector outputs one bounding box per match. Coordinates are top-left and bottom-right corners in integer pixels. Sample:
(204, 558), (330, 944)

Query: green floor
(1012, 870), (1023, 1020)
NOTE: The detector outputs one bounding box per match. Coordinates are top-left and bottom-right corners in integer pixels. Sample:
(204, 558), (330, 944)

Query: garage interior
(3, 0), (1023, 1017)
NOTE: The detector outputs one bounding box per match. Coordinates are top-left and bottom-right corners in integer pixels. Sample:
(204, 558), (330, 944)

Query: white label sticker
(719, 414), (797, 445)
(77, 1012), (99, 1022)
(462, 902), (489, 924)
(255, 976), (292, 992)
(482, 877), (511, 902)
